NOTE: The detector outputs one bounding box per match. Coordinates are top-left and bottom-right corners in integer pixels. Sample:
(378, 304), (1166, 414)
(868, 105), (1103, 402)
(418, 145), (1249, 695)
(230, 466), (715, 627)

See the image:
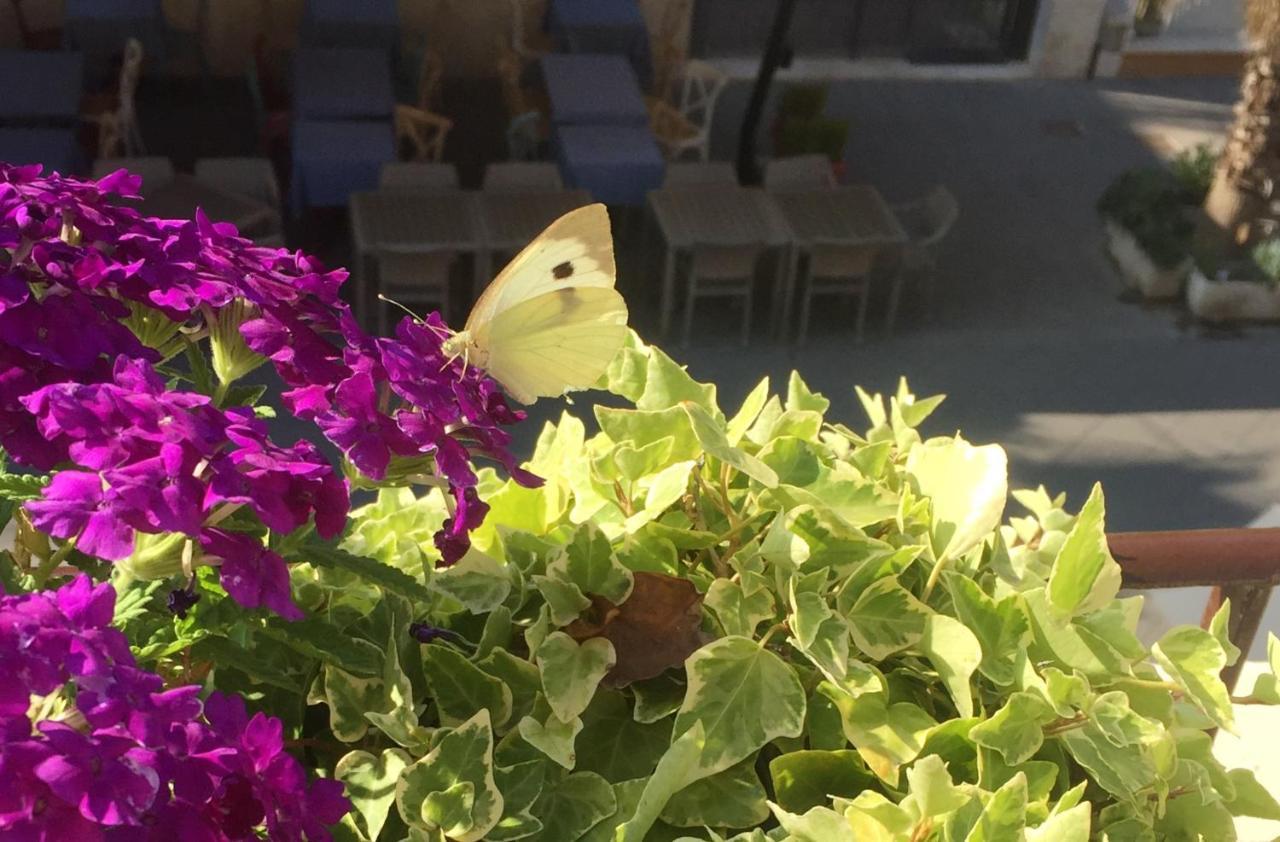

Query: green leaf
(637, 346), (718, 414)
(478, 648), (543, 725)
(1206, 599), (1241, 667)
(905, 436), (1007, 560)
(818, 686), (935, 786)
(613, 437), (676, 482)
(1152, 625), (1235, 733)
(968, 772), (1028, 842)
(768, 803), (856, 842)
(769, 750), (877, 814)
(366, 628), (432, 752)
(786, 371), (830, 414)
(337, 749), (411, 840)
(324, 666), (386, 742)
(631, 675), (686, 724)
(526, 771), (617, 842)
(846, 578), (930, 660)
(490, 760), (547, 841)
(547, 523), (633, 603)
(661, 755), (769, 829)
(422, 643), (514, 728)
(396, 710), (503, 842)
(1153, 793), (1235, 842)
(431, 550), (512, 614)
(943, 573), (1030, 687)
(919, 613), (982, 718)
(706, 577), (776, 638)
(617, 722), (706, 842)
(1224, 767), (1280, 819)
(536, 632), (616, 722)
(579, 778), (648, 842)
(1046, 484), (1121, 618)
(1057, 722), (1156, 800)
(518, 707), (584, 769)
(532, 575), (592, 626)
(906, 754), (969, 817)
(0, 472), (46, 501)
(305, 544), (434, 603)
(843, 790), (917, 838)
(576, 689), (671, 782)
(259, 617), (384, 677)
(682, 402), (778, 488)
(969, 692), (1054, 765)
(727, 377), (770, 445)
(602, 330), (649, 401)
(1247, 632), (1280, 703)
(674, 636), (806, 776)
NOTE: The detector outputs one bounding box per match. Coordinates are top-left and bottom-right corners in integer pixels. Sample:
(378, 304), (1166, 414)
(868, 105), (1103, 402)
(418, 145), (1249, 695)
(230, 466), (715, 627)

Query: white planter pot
(1105, 220), (1189, 300)
(1187, 267), (1280, 322)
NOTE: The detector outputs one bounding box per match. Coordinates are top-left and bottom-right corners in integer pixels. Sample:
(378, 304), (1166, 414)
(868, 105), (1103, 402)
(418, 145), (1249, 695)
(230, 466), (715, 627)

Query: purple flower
(33, 722), (160, 826)
(24, 470), (136, 560)
(199, 529), (303, 621)
(316, 371), (416, 479)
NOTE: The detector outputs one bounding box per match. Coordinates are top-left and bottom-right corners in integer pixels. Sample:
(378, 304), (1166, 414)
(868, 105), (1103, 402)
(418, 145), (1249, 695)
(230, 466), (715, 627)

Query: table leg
(659, 246), (677, 339)
(775, 245), (800, 341)
(885, 263), (906, 338)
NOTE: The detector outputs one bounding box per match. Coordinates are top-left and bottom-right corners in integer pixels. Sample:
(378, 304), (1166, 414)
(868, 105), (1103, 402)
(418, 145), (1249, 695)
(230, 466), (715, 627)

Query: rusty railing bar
(1108, 528), (1280, 692)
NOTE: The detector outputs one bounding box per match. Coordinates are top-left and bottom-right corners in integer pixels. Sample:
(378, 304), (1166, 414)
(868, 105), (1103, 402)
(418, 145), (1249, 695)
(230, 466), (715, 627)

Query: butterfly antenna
(377, 293), (424, 324)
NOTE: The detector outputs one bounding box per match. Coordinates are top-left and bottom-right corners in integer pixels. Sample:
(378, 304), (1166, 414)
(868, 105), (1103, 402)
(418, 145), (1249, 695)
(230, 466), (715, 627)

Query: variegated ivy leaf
(631, 674), (686, 724)
(1246, 632), (1280, 704)
(536, 632), (615, 722)
(335, 748), (410, 840)
(706, 576), (776, 638)
(842, 790), (917, 837)
(429, 549), (511, 614)
(969, 691), (1055, 765)
(768, 802), (856, 842)
(576, 689), (671, 782)
(968, 773), (1028, 842)
(674, 636), (806, 776)
(1206, 599), (1242, 667)
(545, 523), (633, 603)
(517, 705), (583, 769)
(726, 377), (770, 445)
(421, 643), (513, 729)
(846, 578), (930, 661)
(1057, 720), (1157, 800)
(919, 613), (981, 718)
(905, 435), (1007, 560)
(1046, 483), (1122, 618)
(636, 345), (719, 415)
(395, 710), (503, 842)
(323, 666), (385, 743)
(682, 402), (779, 488)
(524, 771), (616, 842)
(579, 777), (648, 842)
(768, 750), (878, 814)
(905, 754), (969, 818)
(661, 755), (769, 829)
(617, 722), (706, 842)
(1152, 625), (1235, 733)
(488, 760), (546, 842)
(531, 575), (591, 626)
(818, 684), (935, 786)
(942, 572), (1030, 687)
(365, 630), (431, 752)
(1225, 767), (1280, 820)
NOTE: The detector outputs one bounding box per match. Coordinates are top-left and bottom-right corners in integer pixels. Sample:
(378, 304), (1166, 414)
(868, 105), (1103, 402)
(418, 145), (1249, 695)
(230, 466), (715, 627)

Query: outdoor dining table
(349, 190), (484, 321)
(0, 128), (84, 175)
(475, 188), (594, 277)
(293, 48), (394, 121)
(540, 53), (649, 127)
(767, 186), (909, 338)
(302, 0), (399, 50)
(554, 124), (664, 207)
(0, 51), (84, 125)
(134, 174), (277, 238)
(290, 119), (395, 215)
(63, 0), (165, 59)
(648, 185), (791, 338)
(547, 0), (654, 88)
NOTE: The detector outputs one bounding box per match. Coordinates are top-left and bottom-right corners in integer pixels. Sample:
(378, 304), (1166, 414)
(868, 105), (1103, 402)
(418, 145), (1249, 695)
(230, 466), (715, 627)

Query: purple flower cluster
(2, 161), (533, 598)
(0, 576), (350, 840)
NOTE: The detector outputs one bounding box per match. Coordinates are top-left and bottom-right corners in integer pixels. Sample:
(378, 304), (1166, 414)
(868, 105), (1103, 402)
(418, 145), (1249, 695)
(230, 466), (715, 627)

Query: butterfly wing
(465, 203), (615, 334)
(474, 285), (628, 405)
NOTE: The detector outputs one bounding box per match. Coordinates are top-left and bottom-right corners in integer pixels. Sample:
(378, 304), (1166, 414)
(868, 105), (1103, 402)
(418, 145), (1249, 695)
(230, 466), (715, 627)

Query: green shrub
(1170, 143), (1218, 204)
(1250, 237), (1280, 286)
(1097, 168), (1194, 269)
(778, 84), (828, 121)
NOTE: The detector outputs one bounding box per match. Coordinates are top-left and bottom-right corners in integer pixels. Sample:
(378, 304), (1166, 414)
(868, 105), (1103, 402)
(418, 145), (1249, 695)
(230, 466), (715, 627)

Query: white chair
(84, 38), (146, 158)
(194, 157), (284, 245)
(669, 59), (727, 161)
(764, 154), (836, 190)
(378, 249), (456, 334)
(796, 243), (879, 345)
(663, 162), (738, 188)
(91, 156), (174, 189)
(394, 105), (453, 163)
(379, 162), (459, 192)
(682, 243), (763, 347)
(886, 185), (959, 333)
(484, 162), (563, 192)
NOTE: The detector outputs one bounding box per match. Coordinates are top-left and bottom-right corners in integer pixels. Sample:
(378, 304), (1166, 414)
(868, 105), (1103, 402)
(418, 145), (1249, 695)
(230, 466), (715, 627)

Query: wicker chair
(82, 38), (145, 158)
(394, 105), (453, 163)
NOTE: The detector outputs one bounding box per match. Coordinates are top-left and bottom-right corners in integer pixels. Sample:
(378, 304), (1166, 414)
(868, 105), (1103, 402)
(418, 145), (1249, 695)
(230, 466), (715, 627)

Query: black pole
(736, 0), (798, 186)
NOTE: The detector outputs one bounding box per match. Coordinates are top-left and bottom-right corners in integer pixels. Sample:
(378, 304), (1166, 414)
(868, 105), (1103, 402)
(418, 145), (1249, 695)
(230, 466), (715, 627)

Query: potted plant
(4, 163), (1280, 841)
(1098, 167), (1195, 299)
(1188, 235), (1280, 321)
(773, 83), (850, 180)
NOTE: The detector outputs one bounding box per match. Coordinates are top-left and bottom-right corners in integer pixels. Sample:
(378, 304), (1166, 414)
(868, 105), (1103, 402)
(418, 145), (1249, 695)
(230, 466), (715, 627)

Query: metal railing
(1109, 528), (1280, 691)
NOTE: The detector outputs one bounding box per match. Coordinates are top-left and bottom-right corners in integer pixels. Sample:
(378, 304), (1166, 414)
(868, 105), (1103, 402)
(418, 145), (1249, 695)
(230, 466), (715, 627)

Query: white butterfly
(441, 203), (628, 404)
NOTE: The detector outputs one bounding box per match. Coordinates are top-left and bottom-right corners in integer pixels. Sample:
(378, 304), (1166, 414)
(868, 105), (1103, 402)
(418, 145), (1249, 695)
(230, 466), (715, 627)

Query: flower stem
(32, 539), (76, 588)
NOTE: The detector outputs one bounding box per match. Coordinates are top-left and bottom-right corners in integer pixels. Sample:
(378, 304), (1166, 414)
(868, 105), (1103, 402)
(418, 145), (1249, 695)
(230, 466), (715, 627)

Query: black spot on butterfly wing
(552, 261), (575, 280)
